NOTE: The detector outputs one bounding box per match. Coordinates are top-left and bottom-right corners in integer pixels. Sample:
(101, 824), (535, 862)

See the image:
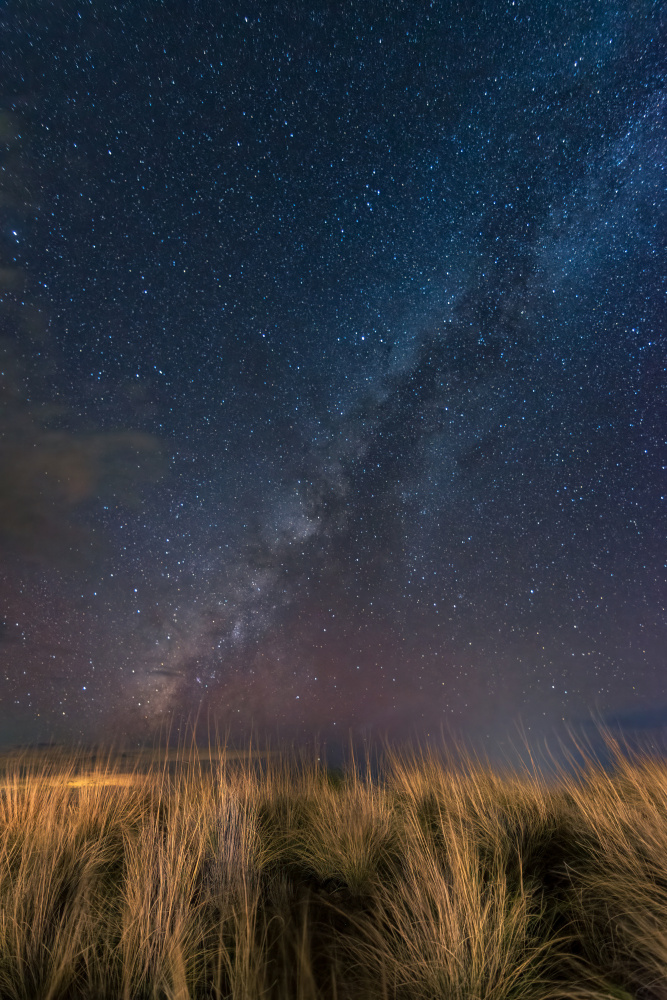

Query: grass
(0, 733), (665, 999)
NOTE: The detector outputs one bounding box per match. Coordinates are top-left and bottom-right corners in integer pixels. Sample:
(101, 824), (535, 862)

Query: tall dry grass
(0, 734), (665, 999)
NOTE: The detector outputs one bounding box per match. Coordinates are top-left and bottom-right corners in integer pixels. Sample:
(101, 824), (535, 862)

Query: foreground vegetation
(0, 734), (665, 999)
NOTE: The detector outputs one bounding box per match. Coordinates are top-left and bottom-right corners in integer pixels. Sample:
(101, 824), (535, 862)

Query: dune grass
(0, 733), (665, 999)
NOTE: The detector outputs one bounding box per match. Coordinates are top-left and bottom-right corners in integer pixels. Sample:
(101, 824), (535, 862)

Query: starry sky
(0, 1), (664, 759)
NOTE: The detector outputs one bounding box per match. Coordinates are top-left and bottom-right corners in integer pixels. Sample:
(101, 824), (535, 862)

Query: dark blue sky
(1, 0), (664, 758)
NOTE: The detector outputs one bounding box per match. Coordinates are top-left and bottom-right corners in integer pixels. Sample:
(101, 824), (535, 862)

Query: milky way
(1, 1), (664, 759)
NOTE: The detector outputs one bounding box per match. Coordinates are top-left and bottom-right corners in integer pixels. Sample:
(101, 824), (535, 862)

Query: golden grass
(0, 734), (665, 999)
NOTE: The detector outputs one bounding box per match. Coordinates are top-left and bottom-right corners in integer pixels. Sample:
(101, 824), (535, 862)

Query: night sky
(1, 1), (664, 758)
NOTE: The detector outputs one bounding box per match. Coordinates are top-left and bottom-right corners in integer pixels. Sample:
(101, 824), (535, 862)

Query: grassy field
(0, 734), (665, 1000)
